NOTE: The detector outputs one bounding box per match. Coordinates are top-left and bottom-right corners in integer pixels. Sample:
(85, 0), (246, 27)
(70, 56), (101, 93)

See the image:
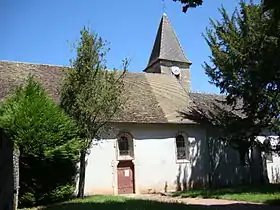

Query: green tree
(173, 0), (203, 12)
(0, 76), (81, 206)
(172, 0), (280, 14)
(173, 0), (280, 21)
(60, 27), (128, 198)
(203, 2), (280, 152)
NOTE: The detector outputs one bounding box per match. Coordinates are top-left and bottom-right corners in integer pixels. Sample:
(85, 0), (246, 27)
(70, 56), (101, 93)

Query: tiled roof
(189, 92), (245, 118)
(0, 60), (65, 103)
(0, 60), (242, 124)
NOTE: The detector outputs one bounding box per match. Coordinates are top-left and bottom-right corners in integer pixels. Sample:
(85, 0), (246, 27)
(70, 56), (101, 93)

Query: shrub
(44, 184), (75, 203)
(19, 192), (36, 207)
(0, 76), (82, 207)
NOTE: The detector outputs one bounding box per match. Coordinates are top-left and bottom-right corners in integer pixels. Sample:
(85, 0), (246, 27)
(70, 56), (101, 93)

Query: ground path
(123, 194), (279, 210)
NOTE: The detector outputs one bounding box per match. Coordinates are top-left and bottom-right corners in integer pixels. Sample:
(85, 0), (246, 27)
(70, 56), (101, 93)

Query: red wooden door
(117, 165), (134, 194)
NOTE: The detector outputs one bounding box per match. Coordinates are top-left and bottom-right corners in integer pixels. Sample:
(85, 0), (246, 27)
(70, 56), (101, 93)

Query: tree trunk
(77, 150), (86, 198)
(12, 148), (20, 210)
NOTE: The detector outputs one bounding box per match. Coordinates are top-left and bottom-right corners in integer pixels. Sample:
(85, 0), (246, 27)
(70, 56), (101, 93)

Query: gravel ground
(122, 194), (280, 209)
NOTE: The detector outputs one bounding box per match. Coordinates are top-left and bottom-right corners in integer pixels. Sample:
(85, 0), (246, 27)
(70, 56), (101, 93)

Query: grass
(20, 189), (280, 210)
(20, 195), (199, 210)
(173, 183), (280, 205)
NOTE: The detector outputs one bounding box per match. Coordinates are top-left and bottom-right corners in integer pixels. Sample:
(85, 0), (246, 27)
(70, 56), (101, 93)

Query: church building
(1, 14), (280, 195)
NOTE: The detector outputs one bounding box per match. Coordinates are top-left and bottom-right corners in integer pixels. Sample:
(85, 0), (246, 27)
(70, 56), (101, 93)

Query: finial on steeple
(162, 0), (166, 14)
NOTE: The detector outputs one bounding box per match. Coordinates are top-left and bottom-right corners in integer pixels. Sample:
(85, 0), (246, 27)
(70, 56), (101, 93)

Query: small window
(118, 135), (129, 156)
(176, 134), (189, 160)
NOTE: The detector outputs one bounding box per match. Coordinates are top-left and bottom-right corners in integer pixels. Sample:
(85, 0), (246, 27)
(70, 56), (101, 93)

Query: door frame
(116, 160), (135, 194)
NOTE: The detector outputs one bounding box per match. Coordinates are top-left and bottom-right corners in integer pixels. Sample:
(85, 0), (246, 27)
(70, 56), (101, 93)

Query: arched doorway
(117, 161), (135, 194)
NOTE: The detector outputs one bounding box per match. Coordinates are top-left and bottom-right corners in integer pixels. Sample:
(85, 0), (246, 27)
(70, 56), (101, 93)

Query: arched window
(117, 132), (134, 158)
(175, 133), (189, 160)
(118, 135), (129, 156)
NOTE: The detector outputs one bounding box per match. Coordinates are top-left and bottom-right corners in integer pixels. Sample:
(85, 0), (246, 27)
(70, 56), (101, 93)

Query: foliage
(203, 1), (280, 152)
(263, 0), (280, 20)
(0, 76), (81, 207)
(0, 76), (81, 157)
(44, 184), (76, 204)
(19, 154), (78, 207)
(60, 27), (127, 149)
(173, 0), (203, 12)
(172, 0), (280, 15)
(60, 27), (128, 197)
(20, 192), (36, 207)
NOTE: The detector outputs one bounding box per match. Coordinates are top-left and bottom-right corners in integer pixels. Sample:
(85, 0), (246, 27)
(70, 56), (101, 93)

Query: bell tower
(144, 13), (192, 90)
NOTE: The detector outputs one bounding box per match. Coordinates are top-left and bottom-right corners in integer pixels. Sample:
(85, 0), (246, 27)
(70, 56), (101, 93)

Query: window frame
(175, 132), (190, 163)
(118, 135), (130, 156)
(117, 132), (134, 160)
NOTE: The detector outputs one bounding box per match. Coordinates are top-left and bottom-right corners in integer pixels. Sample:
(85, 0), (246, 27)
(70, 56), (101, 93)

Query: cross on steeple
(162, 0), (166, 14)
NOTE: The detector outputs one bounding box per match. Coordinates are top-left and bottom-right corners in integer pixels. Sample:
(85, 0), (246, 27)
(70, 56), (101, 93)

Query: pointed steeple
(144, 13), (191, 72)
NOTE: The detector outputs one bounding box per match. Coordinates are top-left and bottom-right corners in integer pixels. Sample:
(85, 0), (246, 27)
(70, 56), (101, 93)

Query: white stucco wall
(83, 123), (280, 195)
(131, 123), (207, 193)
(84, 138), (116, 195)
(84, 123), (209, 195)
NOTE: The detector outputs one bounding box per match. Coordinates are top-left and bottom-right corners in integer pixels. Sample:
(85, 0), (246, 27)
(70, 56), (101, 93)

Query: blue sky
(1, 0), (241, 93)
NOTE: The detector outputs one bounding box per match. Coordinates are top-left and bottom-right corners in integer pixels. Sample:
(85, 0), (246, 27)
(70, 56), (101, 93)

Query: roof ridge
(190, 90), (225, 96)
(0, 60), (68, 68)
(0, 60), (129, 73)
(0, 60), (171, 76)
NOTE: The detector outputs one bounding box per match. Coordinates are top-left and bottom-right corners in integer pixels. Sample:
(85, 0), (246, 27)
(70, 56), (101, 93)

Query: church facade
(1, 14), (280, 195)
(82, 14), (280, 195)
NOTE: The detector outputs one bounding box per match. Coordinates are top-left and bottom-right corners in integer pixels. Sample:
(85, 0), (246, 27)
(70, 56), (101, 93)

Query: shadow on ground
(41, 198), (279, 210)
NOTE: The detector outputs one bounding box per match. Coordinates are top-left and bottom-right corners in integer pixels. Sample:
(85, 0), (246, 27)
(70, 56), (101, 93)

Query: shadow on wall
(174, 134), (209, 191)
(175, 164), (186, 191)
(174, 132), (269, 190)
(271, 167), (280, 183)
(205, 137), (252, 188)
(175, 99), (275, 190)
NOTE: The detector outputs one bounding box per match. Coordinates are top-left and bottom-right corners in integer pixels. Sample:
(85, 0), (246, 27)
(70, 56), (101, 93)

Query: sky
(0, 0), (242, 93)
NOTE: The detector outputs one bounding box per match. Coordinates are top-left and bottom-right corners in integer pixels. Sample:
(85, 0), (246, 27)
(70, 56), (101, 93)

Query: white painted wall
(83, 123), (280, 195)
(84, 123), (209, 195)
(84, 138), (116, 195)
(130, 123), (207, 193)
